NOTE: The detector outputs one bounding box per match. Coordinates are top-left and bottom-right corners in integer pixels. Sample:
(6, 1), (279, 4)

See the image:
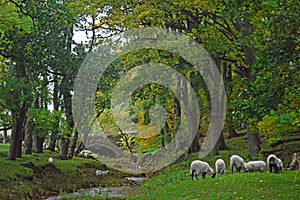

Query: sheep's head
(211, 173), (216, 178)
(241, 162), (247, 172)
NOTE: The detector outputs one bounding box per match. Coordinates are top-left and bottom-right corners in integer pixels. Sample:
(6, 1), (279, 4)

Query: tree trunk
(228, 123), (238, 138)
(48, 74), (60, 151)
(7, 40), (30, 160)
(3, 128), (8, 144)
(209, 57), (228, 156)
(68, 130), (78, 159)
(24, 117), (33, 154)
(24, 95), (38, 155)
(60, 138), (69, 160)
(33, 136), (44, 153)
(60, 75), (75, 160)
(8, 108), (26, 160)
(181, 78), (200, 154)
(60, 28), (75, 160)
(218, 131), (228, 150)
(160, 128), (165, 148)
(246, 123), (260, 159)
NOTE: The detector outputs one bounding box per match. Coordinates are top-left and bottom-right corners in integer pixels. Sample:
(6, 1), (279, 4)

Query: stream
(45, 177), (145, 199)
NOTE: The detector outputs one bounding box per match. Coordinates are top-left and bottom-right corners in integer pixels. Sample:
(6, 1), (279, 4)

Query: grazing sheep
(230, 155), (246, 173)
(190, 160), (216, 180)
(96, 170), (109, 176)
(48, 157), (53, 163)
(267, 154), (281, 173)
(245, 161), (266, 172)
(215, 159), (226, 175)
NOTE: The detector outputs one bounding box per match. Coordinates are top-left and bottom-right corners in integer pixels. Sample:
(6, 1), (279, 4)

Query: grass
(0, 147), (103, 180)
(0, 144), (132, 199)
(1, 131), (299, 199)
(126, 163), (299, 200)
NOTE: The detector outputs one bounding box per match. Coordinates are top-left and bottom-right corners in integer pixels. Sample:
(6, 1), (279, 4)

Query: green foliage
(258, 110), (300, 143)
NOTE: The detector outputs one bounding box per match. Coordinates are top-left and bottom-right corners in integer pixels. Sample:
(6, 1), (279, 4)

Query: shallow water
(45, 177), (145, 199)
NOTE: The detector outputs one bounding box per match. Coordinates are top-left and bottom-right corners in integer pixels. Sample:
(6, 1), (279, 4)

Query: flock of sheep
(190, 154), (283, 180)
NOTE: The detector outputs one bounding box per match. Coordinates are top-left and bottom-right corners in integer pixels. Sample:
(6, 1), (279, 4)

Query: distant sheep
(230, 155), (246, 173)
(190, 160), (216, 180)
(267, 154), (281, 173)
(79, 151), (89, 158)
(96, 170), (109, 176)
(48, 157), (53, 163)
(245, 161), (266, 172)
(215, 159), (226, 175)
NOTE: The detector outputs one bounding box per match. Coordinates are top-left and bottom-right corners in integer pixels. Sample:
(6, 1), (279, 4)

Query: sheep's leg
(191, 169), (195, 180)
(201, 172), (206, 179)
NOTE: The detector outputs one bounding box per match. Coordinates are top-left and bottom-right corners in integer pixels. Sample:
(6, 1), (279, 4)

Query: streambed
(45, 177), (145, 199)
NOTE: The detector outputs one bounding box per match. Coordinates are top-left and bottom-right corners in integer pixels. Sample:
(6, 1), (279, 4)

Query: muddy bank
(0, 161), (141, 199)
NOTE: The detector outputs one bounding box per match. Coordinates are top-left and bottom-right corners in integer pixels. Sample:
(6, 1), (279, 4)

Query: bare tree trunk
(60, 74), (75, 160)
(218, 131), (229, 150)
(33, 136), (44, 153)
(24, 117), (33, 155)
(8, 107), (26, 160)
(24, 95), (38, 155)
(210, 57), (228, 156)
(228, 123), (238, 138)
(181, 78), (200, 154)
(60, 138), (69, 160)
(246, 123), (261, 159)
(3, 128), (8, 144)
(48, 74), (59, 151)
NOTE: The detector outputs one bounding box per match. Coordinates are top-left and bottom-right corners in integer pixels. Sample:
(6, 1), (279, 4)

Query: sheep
(96, 170), (109, 176)
(278, 158), (283, 171)
(245, 161), (266, 172)
(215, 159), (226, 175)
(83, 152), (89, 158)
(190, 160), (216, 180)
(48, 157), (53, 163)
(230, 155), (246, 173)
(79, 151), (89, 158)
(267, 154), (281, 173)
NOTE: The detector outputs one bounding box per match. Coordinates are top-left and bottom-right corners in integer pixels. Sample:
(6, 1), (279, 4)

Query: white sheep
(267, 154), (281, 173)
(230, 155), (246, 173)
(245, 161), (266, 172)
(96, 170), (109, 176)
(190, 160), (216, 180)
(277, 158), (283, 171)
(215, 159), (226, 175)
(48, 157), (53, 163)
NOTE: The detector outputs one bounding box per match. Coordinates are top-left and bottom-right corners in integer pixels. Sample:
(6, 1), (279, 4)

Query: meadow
(0, 133), (299, 200)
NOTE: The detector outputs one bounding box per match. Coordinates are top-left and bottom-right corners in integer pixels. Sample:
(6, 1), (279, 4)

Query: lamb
(245, 161), (266, 172)
(190, 160), (216, 180)
(215, 159), (226, 175)
(267, 154), (281, 173)
(96, 170), (109, 176)
(230, 155), (246, 173)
